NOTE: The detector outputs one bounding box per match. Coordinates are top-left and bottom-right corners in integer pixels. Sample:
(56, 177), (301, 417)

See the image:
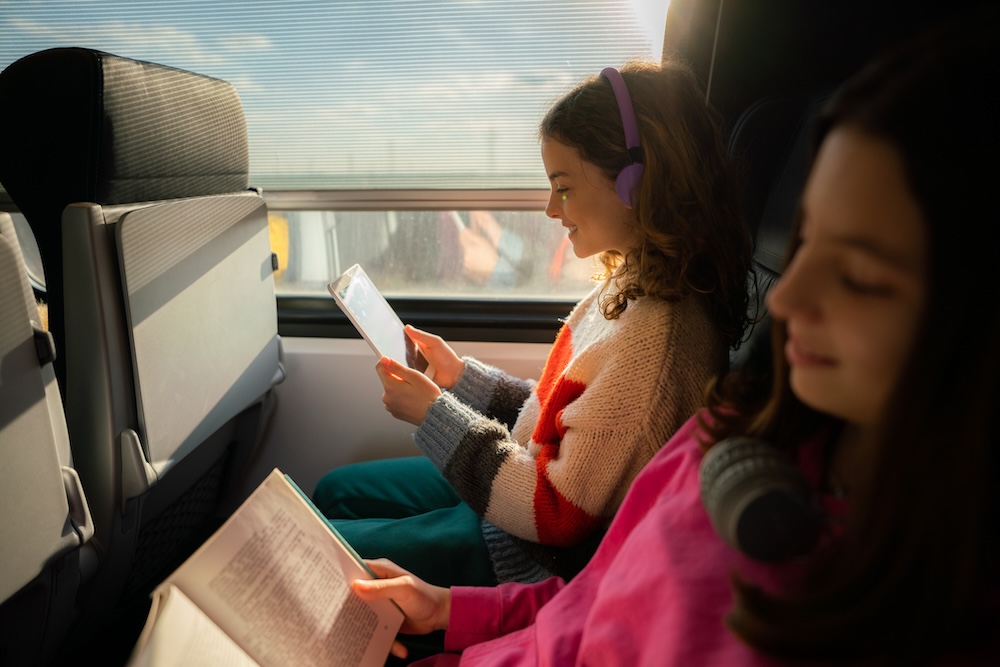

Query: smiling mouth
(785, 337), (835, 367)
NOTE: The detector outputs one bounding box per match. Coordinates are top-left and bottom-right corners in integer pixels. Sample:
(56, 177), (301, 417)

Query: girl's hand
(352, 558), (452, 660)
(404, 325), (466, 390)
(376, 357), (442, 425)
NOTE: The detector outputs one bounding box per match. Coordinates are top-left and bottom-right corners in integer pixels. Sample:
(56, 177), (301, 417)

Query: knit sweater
(415, 280), (726, 582)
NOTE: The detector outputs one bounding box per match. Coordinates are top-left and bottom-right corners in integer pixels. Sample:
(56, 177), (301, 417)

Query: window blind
(0, 0), (668, 191)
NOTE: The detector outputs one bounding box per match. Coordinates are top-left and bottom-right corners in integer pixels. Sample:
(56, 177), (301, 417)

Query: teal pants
(312, 456), (498, 587)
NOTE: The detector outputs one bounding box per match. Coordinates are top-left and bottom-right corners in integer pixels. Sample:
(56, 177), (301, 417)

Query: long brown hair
(540, 60), (753, 350)
(703, 11), (1000, 663)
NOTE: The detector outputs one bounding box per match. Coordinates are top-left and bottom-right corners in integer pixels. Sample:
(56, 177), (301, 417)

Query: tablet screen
(328, 265), (429, 373)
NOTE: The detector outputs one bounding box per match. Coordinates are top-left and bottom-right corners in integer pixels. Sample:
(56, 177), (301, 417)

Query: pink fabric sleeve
(443, 578), (567, 652)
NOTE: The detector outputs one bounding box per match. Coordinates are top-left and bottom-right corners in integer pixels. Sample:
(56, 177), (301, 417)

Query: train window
(270, 207), (599, 299)
(0, 0), (669, 300)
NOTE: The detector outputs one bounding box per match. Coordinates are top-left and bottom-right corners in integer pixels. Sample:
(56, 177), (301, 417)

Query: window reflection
(271, 209), (596, 299)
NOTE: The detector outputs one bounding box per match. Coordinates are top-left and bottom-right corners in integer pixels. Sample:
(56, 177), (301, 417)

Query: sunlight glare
(629, 0), (670, 59)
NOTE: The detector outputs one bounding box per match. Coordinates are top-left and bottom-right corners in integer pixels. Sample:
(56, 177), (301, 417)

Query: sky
(0, 0), (669, 189)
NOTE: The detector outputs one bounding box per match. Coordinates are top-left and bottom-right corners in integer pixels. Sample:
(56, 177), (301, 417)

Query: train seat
(0, 47), (284, 652)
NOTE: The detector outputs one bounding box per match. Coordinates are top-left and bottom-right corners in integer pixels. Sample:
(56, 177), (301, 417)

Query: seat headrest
(726, 90), (832, 373)
(0, 47), (249, 230)
(728, 90), (832, 276)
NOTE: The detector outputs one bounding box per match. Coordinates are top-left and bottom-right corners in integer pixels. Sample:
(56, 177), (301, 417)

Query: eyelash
(841, 275), (893, 296)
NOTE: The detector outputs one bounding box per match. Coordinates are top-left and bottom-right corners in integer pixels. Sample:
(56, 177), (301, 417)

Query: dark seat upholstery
(728, 90), (832, 371)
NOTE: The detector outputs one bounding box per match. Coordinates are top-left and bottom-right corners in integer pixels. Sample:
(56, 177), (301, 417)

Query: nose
(766, 249), (819, 322)
(545, 190), (562, 220)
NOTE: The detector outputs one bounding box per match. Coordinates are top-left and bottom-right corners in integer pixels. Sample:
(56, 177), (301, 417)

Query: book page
(162, 469), (403, 667)
(128, 584), (259, 667)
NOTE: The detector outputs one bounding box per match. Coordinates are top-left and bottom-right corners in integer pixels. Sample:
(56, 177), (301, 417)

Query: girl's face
(767, 127), (927, 429)
(541, 138), (637, 259)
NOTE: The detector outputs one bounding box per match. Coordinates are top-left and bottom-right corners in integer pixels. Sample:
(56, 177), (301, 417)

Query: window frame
(267, 187), (576, 344)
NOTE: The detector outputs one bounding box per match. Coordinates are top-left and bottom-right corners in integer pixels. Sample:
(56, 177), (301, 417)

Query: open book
(127, 469), (404, 667)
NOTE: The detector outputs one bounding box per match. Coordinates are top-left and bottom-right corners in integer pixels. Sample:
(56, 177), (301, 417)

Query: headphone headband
(600, 67), (644, 208)
(600, 67), (642, 154)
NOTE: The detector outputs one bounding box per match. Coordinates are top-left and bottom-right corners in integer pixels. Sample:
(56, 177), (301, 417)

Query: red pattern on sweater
(532, 325), (575, 418)
(530, 322), (600, 544)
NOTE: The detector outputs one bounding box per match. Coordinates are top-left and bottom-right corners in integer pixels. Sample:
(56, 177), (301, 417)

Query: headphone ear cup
(615, 163), (644, 208)
(700, 437), (824, 562)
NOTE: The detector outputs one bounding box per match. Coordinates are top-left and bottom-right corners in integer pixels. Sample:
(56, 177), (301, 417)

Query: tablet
(327, 264), (434, 379)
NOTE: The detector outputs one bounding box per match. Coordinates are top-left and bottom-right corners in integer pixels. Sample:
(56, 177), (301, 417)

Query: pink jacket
(413, 413), (814, 666)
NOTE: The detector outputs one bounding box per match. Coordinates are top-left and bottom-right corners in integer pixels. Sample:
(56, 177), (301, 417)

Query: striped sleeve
(450, 356), (534, 429)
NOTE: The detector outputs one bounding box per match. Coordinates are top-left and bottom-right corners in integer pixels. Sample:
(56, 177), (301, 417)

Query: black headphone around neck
(600, 67), (645, 209)
(699, 436), (827, 562)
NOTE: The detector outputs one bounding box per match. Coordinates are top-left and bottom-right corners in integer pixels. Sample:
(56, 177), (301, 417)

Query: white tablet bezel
(327, 264), (435, 380)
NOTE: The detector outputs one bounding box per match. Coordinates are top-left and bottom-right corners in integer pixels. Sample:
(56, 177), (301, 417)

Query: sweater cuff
(444, 586), (506, 652)
(414, 393), (481, 470)
(449, 357), (503, 412)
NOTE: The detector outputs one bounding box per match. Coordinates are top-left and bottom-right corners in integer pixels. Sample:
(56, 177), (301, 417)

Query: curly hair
(539, 59), (753, 350)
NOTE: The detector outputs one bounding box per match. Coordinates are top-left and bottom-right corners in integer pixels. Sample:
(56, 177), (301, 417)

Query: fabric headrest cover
(728, 91), (831, 276)
(0, 47), (248, 228)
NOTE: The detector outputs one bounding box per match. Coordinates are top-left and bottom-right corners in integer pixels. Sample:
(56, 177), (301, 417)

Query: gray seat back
(0, 212), (94, 667)
(0, 48), (283, 647)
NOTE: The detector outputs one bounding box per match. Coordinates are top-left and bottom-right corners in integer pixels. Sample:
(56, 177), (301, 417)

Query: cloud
(8, 18), (212, 64)
(6, 17), (270, 69)
(227, 75), (266, 95)
(218, 34), (274, 52)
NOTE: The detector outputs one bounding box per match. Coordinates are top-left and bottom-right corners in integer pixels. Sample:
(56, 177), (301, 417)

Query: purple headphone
(600, 67), (645, 208)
